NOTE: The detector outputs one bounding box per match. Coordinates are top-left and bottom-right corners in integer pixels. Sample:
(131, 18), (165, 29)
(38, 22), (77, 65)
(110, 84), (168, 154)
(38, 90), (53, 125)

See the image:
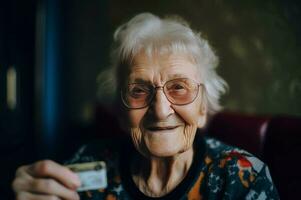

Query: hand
(12, 160), (81, 200)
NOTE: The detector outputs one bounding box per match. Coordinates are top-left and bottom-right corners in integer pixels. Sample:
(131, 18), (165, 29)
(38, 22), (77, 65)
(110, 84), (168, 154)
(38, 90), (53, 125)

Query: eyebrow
(128, 78), (152, 84)
(129, 74), (190, 84)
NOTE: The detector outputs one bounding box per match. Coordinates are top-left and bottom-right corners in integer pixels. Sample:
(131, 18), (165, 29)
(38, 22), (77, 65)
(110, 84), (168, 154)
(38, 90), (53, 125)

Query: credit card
(66, 161), (108, 192)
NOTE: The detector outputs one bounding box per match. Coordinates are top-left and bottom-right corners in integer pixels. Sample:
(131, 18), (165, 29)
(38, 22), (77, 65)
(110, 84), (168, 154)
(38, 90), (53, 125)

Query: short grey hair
(97, 12), (227, 114)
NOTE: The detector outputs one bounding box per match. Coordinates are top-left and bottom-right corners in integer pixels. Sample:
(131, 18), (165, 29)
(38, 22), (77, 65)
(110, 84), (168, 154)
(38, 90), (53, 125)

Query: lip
(147, 126), (179, 131)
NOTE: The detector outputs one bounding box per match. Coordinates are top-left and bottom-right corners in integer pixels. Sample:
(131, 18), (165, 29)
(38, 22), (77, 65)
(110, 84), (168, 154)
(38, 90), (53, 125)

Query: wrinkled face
(122, 52), (207, 158)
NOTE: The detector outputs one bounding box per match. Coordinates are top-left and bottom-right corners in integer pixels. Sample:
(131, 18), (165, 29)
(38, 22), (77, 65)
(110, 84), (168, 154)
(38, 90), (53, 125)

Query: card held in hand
(66, 161), (108, 192)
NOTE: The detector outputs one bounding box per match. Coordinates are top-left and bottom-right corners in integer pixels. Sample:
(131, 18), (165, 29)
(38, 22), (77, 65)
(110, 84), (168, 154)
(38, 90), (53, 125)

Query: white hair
(97, 12), (227, 114)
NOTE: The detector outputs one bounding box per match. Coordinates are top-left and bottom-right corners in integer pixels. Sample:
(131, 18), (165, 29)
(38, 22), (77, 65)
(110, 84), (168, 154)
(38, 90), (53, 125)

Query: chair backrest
(264, 116), (301, 199)
(206, 112), (301, 199)
(206, 112), (270, 158)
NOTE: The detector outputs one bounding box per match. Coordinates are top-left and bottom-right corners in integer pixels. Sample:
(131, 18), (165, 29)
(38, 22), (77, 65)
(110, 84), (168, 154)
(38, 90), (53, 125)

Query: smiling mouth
(147, 126), (179, 131)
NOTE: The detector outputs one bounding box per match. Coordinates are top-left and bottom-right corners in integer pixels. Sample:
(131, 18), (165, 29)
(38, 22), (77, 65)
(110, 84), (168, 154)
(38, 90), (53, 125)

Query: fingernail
(72, 183), (80, 190)
(72, 174), (81, 187)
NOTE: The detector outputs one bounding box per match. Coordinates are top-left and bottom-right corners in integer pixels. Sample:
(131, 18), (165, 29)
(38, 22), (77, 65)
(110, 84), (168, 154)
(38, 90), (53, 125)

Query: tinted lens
(121, 79), (200, 108)
(164, 79), (199, 105)
(122, 84), (152, 108)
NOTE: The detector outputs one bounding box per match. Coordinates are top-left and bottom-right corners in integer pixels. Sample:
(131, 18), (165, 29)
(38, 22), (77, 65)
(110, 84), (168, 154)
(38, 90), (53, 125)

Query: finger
(19, 178), (80, 200)
(15, 165), (31, 177)
(27, 160), (81, 190)
(16, 191), (62, 200)
(13, 174), (80, 200)
(12, 171), (32, 193)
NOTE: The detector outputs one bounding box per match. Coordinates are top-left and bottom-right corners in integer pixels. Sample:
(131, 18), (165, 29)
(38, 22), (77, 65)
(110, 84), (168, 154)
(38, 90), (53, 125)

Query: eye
(171, 83), (185, 90)
(167, 82), (187, 91)
(132, 87), (147, 94)
(128, 84), (150, 98)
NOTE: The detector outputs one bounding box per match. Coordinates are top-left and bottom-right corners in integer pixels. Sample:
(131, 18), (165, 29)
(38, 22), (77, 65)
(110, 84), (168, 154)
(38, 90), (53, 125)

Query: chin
(149, 150), (184, 158)
(141, 127), (191, 157)
(131, 126), (195, 158)
(145, 140), (186, 157)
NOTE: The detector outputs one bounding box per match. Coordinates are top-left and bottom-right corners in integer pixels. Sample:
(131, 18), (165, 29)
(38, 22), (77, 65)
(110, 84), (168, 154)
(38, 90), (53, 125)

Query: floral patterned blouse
(66, 131), (279, 200)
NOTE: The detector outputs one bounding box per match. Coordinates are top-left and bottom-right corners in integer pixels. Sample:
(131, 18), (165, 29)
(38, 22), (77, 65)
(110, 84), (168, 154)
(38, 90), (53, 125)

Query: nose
(149, 88), (174, 120)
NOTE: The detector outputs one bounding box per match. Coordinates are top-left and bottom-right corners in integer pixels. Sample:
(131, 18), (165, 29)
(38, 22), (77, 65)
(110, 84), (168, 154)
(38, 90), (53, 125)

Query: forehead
(127, 52), (200, 82)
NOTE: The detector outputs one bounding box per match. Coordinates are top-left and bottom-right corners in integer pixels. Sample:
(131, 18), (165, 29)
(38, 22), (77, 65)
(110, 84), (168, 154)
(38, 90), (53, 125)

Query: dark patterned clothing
(66, 132), (279, 200)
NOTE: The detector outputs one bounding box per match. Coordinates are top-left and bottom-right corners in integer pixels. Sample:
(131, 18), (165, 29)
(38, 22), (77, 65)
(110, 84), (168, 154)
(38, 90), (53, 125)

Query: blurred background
(1, 0), (300, 199)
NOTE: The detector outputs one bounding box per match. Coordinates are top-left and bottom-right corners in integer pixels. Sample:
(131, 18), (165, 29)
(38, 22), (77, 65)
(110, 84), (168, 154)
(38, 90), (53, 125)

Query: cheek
(173, 102), (205, 151)
(183, 126), (197, 151)
(128, 109), (147, 127)
(175, 106), (201, 125)
(175, 94), (206, 126)
(130, 127), (146, 156)
(180, 110), (200, 151)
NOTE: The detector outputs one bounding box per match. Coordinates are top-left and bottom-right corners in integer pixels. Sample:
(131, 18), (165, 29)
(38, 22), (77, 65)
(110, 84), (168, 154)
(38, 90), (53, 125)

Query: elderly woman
(13, 13), (279, 200)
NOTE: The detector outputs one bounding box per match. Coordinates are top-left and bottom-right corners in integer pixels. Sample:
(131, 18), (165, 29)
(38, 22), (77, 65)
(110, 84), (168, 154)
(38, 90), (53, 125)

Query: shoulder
(200, 137), (279, 199)
(204, 137), (263, 171)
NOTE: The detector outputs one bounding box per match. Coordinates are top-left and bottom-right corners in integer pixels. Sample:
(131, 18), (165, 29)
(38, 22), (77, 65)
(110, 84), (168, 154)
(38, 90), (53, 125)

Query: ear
(197, 104), (207, 128)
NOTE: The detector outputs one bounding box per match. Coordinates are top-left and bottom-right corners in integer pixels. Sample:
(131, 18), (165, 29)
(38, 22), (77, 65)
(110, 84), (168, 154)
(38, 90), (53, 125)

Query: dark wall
(0, 0), (37, 199)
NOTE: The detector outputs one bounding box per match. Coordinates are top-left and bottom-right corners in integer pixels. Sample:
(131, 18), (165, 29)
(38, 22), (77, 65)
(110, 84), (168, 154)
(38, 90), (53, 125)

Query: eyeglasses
(121, 78), (203, 109)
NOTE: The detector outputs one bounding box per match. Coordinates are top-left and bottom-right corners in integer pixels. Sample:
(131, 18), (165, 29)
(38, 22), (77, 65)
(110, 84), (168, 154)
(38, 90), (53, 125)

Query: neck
(131, 147), (194, 197)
